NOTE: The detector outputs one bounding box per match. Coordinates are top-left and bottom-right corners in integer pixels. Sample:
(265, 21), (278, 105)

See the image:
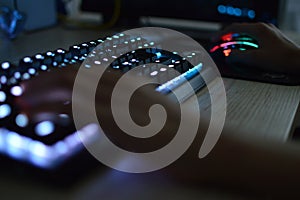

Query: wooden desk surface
(0, 26), (300, 199)
(198, 78), (300, 141)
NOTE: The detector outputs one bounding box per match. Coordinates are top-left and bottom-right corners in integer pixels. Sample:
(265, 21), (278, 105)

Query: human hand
(213, 22), (300, 74)
(16, 65), (183, 151)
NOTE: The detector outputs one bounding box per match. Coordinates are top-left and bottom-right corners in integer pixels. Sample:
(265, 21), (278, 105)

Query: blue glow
(217, 5), (226, 14)
(53, 62), (58, 67)
(35, 121), (55, 137)
(0, 91), (6, 102)
(40, 65), (48, 71)
(248, 10), (256, 19)
(55, 141), (68, 154)
(0, 130), (4, 151)
(155, 52), (162, 59)
(28, 68), (36, 75)
(234, 8), (242, 16)
(31, 141), (48, 158)
(0, 104), (11, 118)
(6, 131), (28, 159)
(14, 72), (21, 79)
(10, 85), (23, 96)
(35, 54), (44, 59)
(0, 76), (7, 84)
(29, 140), (53, 168)
(22, 73), (30, 80)
(0, 124), (94, 169)
(16, 114), (29, 127)
(156, 63), (203, 93)
(227, 6), (234, 15)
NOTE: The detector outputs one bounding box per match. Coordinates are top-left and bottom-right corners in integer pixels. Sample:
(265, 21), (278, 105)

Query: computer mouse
(209, 33), (259, 57)
(208, 33), (300, 85)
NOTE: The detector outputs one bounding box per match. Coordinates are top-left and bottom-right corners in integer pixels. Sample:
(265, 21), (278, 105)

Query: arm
(18, 67), (300, 197)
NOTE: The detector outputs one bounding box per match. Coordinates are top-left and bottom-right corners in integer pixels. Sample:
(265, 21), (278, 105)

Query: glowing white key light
(0, 91), (6, 102)
(10, 85), (23, 96)
(0, 104), (11, 118)
(40, 65), (48, 71)
(35, 121), (55, 137)
(0, 76), (7, 84)
(1, 62), (10, 69)
(22, 73), (30, 80)
(16, 114), (29, 127)
(29, 140), (53, 168)
(23, 57), (32, 63)
(6, 131), (29, 159)
(35, 54), (44, 59)
(14, 72), (21, 79)
(28, 68), (36, 75)
(150, 71), (158, 76)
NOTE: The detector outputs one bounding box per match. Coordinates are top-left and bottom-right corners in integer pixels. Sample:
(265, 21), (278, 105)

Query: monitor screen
(81, 0), (281, 25)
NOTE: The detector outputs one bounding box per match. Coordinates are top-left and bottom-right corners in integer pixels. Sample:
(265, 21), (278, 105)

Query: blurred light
(248, 10), (256, 19)
(10, 85), (23, 96)
(217, 5), (226, 14)
(0, 104), (11, 118)
(155, 52), (162, 58)
(223, 49), (232, 57)
(23, 57), (32, 63)
(35, 54), (44, 59)
(0, 91), (6, 102)
(220, 41), (259, 48)
(35, 121), (55, 137)
(234, 8), (242, 16)
(28, 68), (36, 75)
(6, 131), (28, 159)
(40, 65), (48, 71)
(22, 73), (30, 80)
(16, 114), (29, 127)
(1, 62), (10, 69)
(29, 140), (53, 168)
(227, 6), (234, 15)
(55, 141), (68, 154)
(56, 49), (65, 53)
(0, 129), (5, 151)
(14, 72), (21, 79)
(85, 64), (91, 68)
(150, 71), (158, 76)
(210, 45), (219, 53)
(0, 76), (7, 84)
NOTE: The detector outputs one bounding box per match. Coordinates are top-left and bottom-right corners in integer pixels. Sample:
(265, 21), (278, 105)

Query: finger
(212, 22), (267, 42)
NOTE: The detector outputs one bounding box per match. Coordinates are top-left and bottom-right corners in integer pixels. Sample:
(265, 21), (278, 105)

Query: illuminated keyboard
(0, 33), (206, 182)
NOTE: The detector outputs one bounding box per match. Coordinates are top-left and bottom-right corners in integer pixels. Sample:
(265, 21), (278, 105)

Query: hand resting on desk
(213, 22), (300, 75)
(15, 63), (300, 197)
